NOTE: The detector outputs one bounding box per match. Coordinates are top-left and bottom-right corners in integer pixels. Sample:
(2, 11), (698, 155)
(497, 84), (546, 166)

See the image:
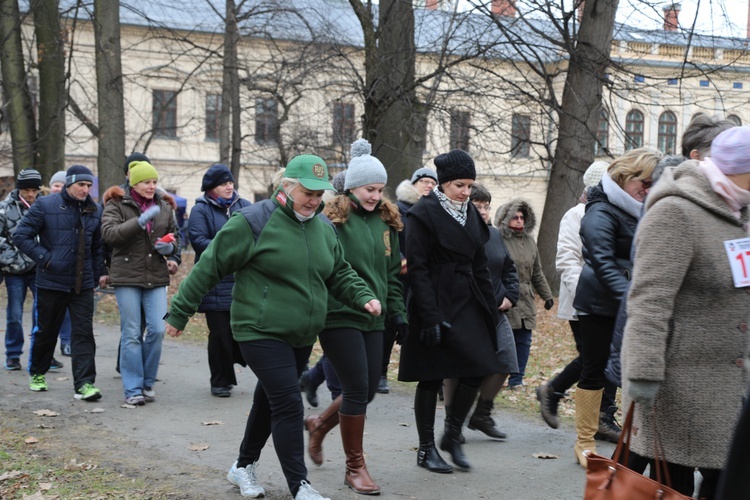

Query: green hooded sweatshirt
(324, 195), (406, 331)
(167, 190), (376, 347)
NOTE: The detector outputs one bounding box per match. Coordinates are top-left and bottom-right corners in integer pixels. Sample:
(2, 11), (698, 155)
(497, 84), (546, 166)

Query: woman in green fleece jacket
(165, 155), (381, 500)
(303, 139), (406, 496)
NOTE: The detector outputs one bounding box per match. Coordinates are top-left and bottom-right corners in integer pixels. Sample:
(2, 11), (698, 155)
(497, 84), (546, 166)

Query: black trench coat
(398, 191), (500, 382)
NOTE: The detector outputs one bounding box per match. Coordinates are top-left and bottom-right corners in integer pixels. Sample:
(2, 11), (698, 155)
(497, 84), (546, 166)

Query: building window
(595, 110), (608, 157)
(205, 94), (221, 141)
(634, 75), (645, 83)
(625, 110), (644, 150)
(332, 102), (356, 147)
(657, 111), (677, 154)
(699, 80), (709, 87)
(733, 82), (743, 90)
(450, 110), (471, 151)
(255, 97), (279, 145)
(728, 114), (742, 125)
(153, 90), (177, 138)
(510, 113), (531, 158)
(667, 78), (678, 85)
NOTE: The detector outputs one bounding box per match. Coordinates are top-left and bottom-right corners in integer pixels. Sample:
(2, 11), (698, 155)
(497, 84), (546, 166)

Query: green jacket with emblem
(167, 190), (377, 347)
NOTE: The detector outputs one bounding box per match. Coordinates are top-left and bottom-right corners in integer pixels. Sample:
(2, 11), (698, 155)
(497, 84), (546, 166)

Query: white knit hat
(345, 138), (388, 190)
(583, 161), (609, 189)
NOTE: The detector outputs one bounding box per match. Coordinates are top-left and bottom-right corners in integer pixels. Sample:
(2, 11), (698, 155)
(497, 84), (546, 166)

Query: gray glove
(628, 379), (661, 408)
(137, 205), (161, 229)
(154, 241), (174, 256)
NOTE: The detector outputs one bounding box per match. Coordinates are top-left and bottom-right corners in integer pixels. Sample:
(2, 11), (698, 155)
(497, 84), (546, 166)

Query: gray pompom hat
(344, 138), (388, 190)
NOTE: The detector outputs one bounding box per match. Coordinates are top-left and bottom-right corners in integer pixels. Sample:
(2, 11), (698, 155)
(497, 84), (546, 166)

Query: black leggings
(577, 314), (616, 390)
(318, 327), (382, 415)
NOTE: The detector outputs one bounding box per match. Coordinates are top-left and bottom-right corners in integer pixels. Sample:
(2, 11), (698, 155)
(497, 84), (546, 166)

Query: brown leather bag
(584, 402), (692, 500)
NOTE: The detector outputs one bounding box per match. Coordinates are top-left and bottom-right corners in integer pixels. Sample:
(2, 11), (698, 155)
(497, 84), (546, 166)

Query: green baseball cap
(285, 155), (335, 191)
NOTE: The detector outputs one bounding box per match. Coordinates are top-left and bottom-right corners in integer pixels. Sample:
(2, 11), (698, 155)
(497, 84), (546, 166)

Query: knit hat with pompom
(344, 138), (388, 190)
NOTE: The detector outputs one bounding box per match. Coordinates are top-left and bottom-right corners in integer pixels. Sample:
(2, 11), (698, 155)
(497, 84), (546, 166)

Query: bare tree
(0, 0), (37, 174)
(221, 0), (242, 184)
(93, 0), (126, 190)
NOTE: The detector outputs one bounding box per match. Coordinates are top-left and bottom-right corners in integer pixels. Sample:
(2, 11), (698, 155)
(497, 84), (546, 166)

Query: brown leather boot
(340, 413), (380, 495)
(304, 395), (342, 466)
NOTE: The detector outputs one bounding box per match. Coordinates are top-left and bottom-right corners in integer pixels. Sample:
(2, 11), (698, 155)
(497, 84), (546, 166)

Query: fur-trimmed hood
(102, 185), (176, 209)
(395, 179), (420, 206)
(494, 198), (536, 237)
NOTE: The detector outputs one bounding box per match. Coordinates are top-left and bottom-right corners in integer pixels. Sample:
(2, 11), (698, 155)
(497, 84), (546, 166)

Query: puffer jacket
(101, 186), (179, 288)
(555, 203), (585, 321)
(495, 198), (553, 330)
(14, 189), (105, 292)
(0, 190), (36, 274)
(573, 184), (637, 317)
(188, 193), (251, 311)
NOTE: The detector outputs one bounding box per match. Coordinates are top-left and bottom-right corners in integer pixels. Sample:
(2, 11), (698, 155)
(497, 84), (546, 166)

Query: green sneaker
(77, 382), (102, 401)
(29, 374), (48, 392)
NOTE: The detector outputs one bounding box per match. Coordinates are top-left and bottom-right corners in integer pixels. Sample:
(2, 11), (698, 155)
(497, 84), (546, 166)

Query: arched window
(595, 110), (608, 157)
(625, 110), (644, 150)
(727, 114), (742, 125)
(657, 111), (677, 154)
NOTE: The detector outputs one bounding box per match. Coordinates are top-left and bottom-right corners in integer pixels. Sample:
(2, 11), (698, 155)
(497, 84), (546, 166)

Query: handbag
(584, 402), (692, 500)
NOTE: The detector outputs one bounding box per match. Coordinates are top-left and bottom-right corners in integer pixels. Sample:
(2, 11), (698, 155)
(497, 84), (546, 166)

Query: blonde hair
(608, 148), (662, 187)
(324, 194), (403, 231)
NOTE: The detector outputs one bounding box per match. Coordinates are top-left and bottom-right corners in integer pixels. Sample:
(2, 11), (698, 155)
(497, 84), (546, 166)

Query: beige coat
(495, 199), (553, 330)
(622, 161), (750, 469)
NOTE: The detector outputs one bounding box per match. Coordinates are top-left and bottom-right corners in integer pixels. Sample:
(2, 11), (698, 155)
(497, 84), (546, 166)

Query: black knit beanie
(201, 164), (234, 192)
(124, 152), (150, 174)
(16, 169), (42, 190)
(433, 149), (476, 184)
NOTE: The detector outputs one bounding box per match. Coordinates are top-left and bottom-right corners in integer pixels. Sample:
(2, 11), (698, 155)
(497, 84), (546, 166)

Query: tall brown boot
(573, 388), (603, 469)
(305, 395), (342, 466)
(340, 413), (380, 495)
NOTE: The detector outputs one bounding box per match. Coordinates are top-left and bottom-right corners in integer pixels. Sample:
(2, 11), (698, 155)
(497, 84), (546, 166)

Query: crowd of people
(3, 115), (749, 499)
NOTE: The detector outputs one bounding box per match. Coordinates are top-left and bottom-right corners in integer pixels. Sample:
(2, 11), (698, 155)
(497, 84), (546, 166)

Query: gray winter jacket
(0, 190), (36, 275)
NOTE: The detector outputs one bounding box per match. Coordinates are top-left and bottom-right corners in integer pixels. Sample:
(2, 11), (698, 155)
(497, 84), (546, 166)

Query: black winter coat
(14, 190), (105, 293)
(398, 191), (500, 381)
(487, 225), (519, 307)
(573, 185), (637, 318)
(188, 194), (251, 312)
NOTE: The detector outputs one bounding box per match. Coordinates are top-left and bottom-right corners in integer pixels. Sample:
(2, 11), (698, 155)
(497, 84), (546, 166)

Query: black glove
(419, 321), (451, 347)
(391, 315), (409, 345)
(544, 299), (554, 310)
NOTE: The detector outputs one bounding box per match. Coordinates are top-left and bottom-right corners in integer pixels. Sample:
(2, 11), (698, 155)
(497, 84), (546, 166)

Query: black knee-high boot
(440, 383), (478, 470)
(415, 386), (452, 474)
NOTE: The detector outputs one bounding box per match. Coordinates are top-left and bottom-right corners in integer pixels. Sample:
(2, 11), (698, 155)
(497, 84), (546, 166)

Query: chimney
(663, 3), (680, 31)
(577, 0), (585, 22)
(491, 0), (516, 17)
(425, 0), (439, 10)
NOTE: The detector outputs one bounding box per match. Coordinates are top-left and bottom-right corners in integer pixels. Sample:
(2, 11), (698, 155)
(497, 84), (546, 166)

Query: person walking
(101, 160), (180, 406)
(571, 148), (661, 468)
(188, 163), (251, 398)
(165, 154), (381, 500)
(0, 169), (62, 371)
(304, 139), (406, 495)
(494, 198), (554, 390)
(14, 165), (107, 399)
(536, 161), (622, 443)
(398, 149), (501, 473)
(623, 127), (750, 498)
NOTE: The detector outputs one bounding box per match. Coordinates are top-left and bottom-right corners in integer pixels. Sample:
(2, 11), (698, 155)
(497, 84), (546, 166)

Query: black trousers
(550, 320), (618, 409)
(205, 311), (239, 388)
(319, 327), (382, 415)
(237, 339), (312, 497)
(577, 314), (616, 390)
(381, 319), (397, 377)
(30, 288), (96, 391)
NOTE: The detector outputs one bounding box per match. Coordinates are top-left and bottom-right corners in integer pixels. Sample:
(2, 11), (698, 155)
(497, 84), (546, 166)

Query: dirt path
(1, 311), (613, 499)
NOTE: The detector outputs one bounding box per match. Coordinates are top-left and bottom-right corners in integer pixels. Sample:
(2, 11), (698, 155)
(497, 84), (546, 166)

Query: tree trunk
(536, 0), (619, 294)
(32, 0), (66, 180)
(93, 0), (125, 192)
(221, 0), (241, 185)
(352, 0), (422, 191)
(0, 0), (38, 175)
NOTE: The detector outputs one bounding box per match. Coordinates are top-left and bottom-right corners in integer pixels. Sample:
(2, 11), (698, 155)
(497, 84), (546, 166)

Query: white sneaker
(227, 461), (265, 498)
(294, 480), (330, 500)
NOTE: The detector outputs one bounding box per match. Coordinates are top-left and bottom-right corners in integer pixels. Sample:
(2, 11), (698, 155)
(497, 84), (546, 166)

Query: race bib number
(724, 237), (750, 287)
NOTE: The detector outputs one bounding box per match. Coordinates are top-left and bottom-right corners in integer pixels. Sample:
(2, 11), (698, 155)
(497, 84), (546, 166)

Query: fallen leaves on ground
(201, 421), (222, 426)
(0, 471), (25, 481)
(533, 452), (559, 459)
(189, 443), (210, 451)
(25, 436), (39, 444)
(33, 409), (59, 417)
(64, 459), (97, 471)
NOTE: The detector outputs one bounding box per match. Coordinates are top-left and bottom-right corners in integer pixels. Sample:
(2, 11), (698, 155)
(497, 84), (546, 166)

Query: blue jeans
(4, 273), (37, 360)
(115, 286), (167, 398)
(508, 327), (532, 387)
